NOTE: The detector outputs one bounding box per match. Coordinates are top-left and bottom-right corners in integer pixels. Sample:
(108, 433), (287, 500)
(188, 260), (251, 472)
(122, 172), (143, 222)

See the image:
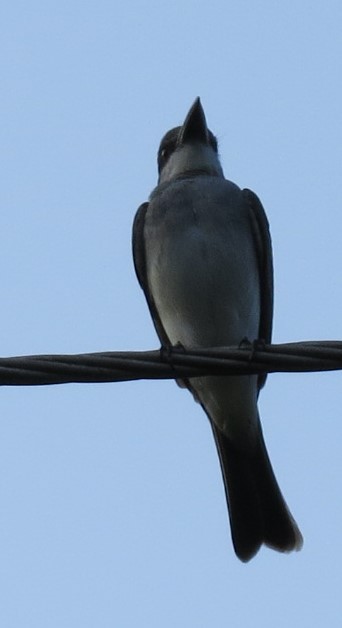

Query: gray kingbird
(132, 98), (303, 561)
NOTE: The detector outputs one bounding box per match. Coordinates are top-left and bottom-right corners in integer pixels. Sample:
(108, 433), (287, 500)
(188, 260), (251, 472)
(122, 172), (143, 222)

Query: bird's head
(157, 98), (223, 184)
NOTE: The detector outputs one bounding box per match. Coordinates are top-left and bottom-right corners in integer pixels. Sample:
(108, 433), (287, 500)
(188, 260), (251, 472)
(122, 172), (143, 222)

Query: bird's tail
(212, 422), (303, 562)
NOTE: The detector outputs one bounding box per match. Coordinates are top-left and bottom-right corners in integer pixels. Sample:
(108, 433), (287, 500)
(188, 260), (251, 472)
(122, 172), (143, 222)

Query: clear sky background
(1, 1), (342, 626)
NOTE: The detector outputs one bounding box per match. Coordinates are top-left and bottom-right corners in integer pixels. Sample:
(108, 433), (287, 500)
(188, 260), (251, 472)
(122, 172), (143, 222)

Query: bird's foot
(239, 337), (266, 361)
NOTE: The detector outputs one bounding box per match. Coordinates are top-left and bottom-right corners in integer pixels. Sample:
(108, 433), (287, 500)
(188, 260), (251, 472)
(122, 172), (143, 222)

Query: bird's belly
(146, 212), (260, 348)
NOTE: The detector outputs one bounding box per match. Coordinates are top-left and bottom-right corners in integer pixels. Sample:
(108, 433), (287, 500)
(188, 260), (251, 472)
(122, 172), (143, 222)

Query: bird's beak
(178, 97), (209, 146)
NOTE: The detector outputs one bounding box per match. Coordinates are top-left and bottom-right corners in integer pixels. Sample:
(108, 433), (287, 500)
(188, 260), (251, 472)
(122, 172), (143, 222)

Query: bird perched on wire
(132, 98), (303, 561)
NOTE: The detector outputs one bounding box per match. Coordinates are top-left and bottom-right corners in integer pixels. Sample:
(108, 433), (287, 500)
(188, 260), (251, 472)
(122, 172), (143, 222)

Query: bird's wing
(132, 202), (171, 347)
(242, 188), (274, 390)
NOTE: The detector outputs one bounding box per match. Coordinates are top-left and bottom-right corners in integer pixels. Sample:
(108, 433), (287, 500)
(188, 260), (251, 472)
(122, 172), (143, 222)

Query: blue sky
(1, 1), (342, 626)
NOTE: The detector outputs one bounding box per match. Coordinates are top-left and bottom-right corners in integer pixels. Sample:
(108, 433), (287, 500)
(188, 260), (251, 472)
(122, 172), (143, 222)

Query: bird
(132, 97), (303, 562)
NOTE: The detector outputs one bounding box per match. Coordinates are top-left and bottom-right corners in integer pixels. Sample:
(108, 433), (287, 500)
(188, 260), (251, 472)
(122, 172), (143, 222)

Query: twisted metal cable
(1, 340), (342, 386)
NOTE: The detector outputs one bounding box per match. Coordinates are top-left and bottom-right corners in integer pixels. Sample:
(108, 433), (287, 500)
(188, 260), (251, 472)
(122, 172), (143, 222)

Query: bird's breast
(145, 178), (260, 349)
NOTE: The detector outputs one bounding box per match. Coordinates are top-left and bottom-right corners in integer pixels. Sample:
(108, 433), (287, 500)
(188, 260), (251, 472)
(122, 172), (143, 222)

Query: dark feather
(132, 202), (171, 347)
(243, 188), (274, 390)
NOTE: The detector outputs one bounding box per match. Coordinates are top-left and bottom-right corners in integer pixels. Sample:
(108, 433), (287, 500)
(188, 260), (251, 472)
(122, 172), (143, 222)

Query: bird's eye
(160, 147), (169, 161)
(158, 138), (177, 173)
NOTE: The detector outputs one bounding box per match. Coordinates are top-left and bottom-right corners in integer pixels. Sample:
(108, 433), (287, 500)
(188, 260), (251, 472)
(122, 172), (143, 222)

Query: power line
(1, 340), (342, 386)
